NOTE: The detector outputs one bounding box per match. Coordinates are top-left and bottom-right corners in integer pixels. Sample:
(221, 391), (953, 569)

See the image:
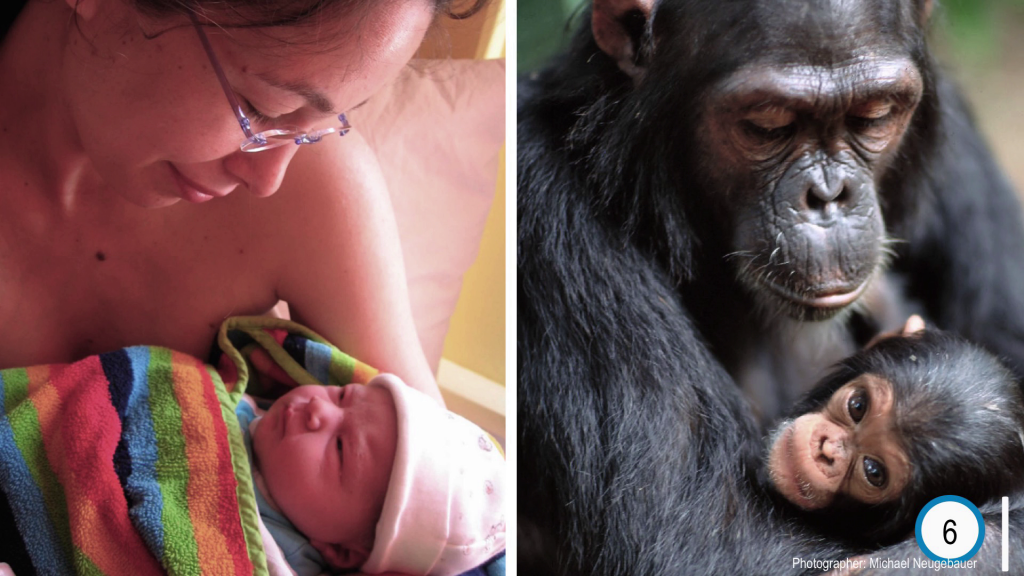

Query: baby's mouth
(279, 403), (296, 438)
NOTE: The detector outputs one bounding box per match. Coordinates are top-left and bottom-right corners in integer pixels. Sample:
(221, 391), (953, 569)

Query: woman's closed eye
(240, 96), (277, 124)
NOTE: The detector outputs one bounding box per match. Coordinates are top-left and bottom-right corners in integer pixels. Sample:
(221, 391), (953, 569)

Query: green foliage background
(517, 0), (1024, 74)
(517, 0), (584, 73)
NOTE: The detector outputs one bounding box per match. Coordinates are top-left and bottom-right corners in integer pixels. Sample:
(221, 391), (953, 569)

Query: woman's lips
(168, 163), (231, 203)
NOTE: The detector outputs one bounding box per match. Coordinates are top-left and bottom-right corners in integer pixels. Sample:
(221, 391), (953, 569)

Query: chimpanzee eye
(742, 120), (795, 141)
(863, 456), (887, 488)
(848, 114), (892, 132)
(847, 390), (868, 423)
(847, 101), (896, 134)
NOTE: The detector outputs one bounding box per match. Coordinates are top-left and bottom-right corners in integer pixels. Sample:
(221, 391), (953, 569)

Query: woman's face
(62, 1), (433, 207)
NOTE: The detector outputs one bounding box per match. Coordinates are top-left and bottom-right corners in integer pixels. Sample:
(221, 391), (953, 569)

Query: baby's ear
(310, 539), (369, 570)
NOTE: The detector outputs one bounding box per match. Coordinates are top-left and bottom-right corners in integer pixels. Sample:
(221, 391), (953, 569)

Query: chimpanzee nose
(804, 172), (850, 217)
(807, 181), (848, 206)
(798, 157), (856, 218)
(812, 429), (849, 478)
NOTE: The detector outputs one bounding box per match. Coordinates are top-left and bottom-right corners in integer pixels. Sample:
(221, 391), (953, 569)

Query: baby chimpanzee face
(767, 374), (911, 510)
(252, 384), (398, 568)
(763, 327), (1024, 545)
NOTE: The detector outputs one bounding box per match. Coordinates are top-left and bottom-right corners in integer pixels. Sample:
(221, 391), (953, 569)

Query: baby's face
(252, 384), (398, 551)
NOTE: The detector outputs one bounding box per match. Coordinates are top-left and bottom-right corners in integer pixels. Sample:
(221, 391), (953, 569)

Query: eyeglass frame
(189, 13), (351, 152)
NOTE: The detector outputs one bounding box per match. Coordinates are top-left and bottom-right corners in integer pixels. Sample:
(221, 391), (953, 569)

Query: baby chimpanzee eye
(847, 390), (868, 423)
(863, 457), (887, 488)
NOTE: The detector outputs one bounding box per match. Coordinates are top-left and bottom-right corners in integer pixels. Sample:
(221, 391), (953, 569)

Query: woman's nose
(223, 144), (300, 198)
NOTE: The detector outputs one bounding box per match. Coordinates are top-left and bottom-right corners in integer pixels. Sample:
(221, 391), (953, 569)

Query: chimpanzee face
(767, 374), (911, 510)
(696, 54), (923, 321)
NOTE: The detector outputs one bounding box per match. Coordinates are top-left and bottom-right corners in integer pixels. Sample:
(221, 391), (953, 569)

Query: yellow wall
(418, 0), (506, 60)
(433, 0), (506, 385)
(442, 148), (506, 385)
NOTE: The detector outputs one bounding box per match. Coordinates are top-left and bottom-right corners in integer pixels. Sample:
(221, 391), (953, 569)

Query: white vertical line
(1004, 496), (1009, 572)
(505, 2), (517, 573)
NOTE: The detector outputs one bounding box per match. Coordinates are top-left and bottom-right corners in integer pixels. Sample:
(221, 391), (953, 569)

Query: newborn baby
(236, 374), (506, 575)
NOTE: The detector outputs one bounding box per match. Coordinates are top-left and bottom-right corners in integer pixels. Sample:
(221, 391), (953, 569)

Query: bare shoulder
(250, 129), (392, 287)
(264, 129), (386, 229)
(249, 130), (436, 394)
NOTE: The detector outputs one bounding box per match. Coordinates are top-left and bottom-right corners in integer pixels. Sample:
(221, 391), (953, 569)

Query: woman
(0, 0), (484, 404)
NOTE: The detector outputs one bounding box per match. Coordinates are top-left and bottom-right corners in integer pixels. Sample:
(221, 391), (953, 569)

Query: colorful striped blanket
(0, 317), (377, 576)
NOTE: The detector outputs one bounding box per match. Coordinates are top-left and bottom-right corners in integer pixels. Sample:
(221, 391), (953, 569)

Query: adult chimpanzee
(518, 0), (1024, 574)
(763, 323), (1024, 546)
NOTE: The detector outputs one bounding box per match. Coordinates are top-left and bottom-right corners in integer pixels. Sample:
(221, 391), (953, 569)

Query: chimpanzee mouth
(762, 279), (870, 311)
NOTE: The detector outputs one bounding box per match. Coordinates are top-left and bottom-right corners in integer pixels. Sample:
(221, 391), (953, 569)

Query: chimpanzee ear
(917, 0), (934, 25)
(592, 0), (655, 77)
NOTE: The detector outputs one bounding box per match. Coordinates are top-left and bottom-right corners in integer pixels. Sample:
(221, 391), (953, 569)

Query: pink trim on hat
(361, 375), (505, 576)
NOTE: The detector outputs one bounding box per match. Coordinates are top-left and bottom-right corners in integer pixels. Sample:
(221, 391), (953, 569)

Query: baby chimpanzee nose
(811, 424), (850, 479)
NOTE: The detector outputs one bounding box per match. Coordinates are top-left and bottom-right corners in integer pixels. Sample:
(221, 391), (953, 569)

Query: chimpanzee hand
(865, 315), (926, 348)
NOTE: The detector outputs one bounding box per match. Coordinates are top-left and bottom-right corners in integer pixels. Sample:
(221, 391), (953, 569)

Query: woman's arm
(271, 131), (443, 405)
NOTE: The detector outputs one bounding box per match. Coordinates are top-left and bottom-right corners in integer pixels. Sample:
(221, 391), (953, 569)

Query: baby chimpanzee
(762, 318), (1024, 544)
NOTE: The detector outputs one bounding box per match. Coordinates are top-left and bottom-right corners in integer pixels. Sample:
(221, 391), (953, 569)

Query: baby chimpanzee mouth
(773, 426), (818, 508)
(795, 475), (813, 501)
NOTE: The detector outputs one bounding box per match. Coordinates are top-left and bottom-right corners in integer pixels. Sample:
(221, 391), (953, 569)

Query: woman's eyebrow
(255, 71), (336, 114)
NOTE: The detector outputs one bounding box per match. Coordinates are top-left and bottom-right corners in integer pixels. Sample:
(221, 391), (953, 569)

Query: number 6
(944, 519), (957, 545)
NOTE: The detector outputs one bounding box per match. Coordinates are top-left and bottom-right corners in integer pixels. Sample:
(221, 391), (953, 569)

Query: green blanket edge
(211, 315), (347, 576)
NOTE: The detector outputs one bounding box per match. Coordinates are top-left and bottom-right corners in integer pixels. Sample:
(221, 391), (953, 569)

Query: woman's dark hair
(130, 0), (489, 26)
(1, 1), (28, 38)
(2, 0), (490, 43)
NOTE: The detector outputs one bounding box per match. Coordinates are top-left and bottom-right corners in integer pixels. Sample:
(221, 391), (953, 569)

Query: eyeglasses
(190, 14), (351, 152)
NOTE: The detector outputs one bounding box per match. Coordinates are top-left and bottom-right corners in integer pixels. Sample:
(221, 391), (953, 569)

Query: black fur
(518, 1), (1024, 573)
(766, 331), (1024, 546)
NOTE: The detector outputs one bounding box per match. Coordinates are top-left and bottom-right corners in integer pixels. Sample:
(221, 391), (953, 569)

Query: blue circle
(914, 495), (985, 562)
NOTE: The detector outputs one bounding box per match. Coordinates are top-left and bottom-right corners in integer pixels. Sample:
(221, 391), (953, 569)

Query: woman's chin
(112, 186), (183, 209)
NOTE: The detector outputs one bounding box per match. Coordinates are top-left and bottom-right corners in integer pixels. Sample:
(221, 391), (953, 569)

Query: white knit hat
(362, 374), (505, 576)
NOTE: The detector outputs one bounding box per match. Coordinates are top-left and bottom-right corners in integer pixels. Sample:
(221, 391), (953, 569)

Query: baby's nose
(304, 396), (337, 431)
(303, 406), (322, 431)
